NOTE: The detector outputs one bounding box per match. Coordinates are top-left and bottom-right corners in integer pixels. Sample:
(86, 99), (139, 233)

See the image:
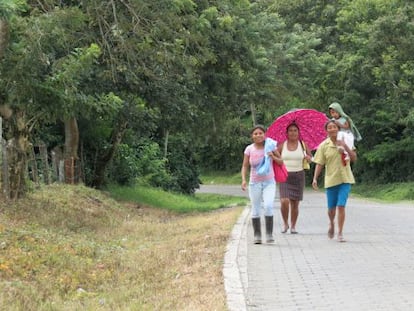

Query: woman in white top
(277, 123), (311, 234)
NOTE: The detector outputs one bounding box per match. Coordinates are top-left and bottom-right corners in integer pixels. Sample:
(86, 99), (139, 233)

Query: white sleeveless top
(282, 141), (303, 172)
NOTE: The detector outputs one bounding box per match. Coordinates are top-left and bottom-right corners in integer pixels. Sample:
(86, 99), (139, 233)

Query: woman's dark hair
(251, 124), (266, 134)
(286, 122), (299, 133)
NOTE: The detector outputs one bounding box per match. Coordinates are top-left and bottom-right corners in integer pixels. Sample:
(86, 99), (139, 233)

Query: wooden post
(59, 160), (64, 183)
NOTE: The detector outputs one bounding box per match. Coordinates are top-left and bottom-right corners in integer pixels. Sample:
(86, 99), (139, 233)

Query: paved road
(197, 185), (414, 311)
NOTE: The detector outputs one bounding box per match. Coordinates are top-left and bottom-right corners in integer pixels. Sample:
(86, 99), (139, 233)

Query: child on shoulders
(328, 102), (362, 162)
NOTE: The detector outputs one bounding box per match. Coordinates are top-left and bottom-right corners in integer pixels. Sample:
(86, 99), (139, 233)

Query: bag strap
(300, 140), (307, 156)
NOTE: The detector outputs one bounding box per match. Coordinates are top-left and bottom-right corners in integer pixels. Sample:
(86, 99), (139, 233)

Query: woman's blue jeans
(248, 179), (276, 218)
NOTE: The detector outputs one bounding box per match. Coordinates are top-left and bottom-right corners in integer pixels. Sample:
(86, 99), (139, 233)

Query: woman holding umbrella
(277, 123), (312, 234)
(312, 120), (357, 242)
(266, 108), (329, 234)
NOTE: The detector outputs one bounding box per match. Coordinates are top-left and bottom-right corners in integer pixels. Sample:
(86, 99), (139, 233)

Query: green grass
(352, 182), (414, 202)
(107, 184), (248, 213)
(199, 171), (241, 185)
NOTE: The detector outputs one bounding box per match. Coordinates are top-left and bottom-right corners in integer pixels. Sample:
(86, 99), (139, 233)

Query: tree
(0, 4), (105, 196)
(326, 0), (414, 182)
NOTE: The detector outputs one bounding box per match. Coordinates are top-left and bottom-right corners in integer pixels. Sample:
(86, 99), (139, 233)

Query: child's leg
(342, 132), (354, 160)
(343, 132), (354, 149)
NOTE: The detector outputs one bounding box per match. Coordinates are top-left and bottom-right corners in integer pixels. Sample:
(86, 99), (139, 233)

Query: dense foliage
(0, 0), (413, 197)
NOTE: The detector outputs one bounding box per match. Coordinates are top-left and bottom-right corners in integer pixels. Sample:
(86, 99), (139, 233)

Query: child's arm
(334, 118), (350, 130)
(341, 119), (350, 130)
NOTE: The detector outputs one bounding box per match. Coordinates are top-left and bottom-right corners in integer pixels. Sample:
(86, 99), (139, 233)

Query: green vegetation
(199, 171), (242, 185)
(107, 184), (247, 213)
(1, 0), (413, 199)
(353, 182), (414, 202)
(2, 0), (414, 307)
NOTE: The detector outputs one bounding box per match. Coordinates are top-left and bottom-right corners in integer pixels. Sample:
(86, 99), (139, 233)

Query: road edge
(223, 206), (249, 311)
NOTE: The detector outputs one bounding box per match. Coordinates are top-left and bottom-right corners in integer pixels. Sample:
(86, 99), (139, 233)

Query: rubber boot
(252, 217), (262, 244)
(265, 216), (274, 243)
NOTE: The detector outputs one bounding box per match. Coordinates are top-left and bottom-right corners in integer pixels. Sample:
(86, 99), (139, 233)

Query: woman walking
(241, 125), (282, 244)
(312, 120), (357, 242)
(277, 123), (312, 234)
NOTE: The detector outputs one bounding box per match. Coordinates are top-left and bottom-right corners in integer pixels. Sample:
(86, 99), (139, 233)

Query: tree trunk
(64, 116), (79, 159)
(63, 116), (79, 184)
(250, 102), (257, 125)
(8, 110), (30, 200)
(91, 118), (128, 189)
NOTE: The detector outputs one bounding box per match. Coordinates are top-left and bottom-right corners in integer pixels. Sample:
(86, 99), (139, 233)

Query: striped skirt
(279, 170), (305, 201)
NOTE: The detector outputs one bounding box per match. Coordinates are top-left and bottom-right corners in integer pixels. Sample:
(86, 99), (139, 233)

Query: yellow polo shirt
(313, 138), (355, 188)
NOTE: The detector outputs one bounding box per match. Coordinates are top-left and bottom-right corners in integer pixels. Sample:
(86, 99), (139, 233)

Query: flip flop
(281, 226), (289, 234)
(338, 234), (346, 243)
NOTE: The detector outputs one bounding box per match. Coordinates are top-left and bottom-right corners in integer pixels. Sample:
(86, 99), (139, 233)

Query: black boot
(265, 216), (274, 243)
(252, 217), (262, 244)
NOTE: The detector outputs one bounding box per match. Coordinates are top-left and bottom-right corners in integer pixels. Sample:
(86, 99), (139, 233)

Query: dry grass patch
(0, 184), (244, 310)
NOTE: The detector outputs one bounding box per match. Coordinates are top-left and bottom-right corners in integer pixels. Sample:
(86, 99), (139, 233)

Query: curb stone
(223, 206), (249, 311)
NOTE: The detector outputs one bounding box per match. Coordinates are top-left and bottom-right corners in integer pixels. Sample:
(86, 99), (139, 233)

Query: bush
(109, 137), (201, 194)
(109, 140), (176, 189)
(166, 135), (200, 195)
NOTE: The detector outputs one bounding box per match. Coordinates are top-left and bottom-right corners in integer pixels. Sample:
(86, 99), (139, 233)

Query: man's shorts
(326, 183), (351, 209)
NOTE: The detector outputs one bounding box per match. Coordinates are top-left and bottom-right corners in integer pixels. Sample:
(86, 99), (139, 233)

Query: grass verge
(0, 184), (245, 310)
(199, 171), (241, 185)
(108, 184), (247, 213)
(352, 182), (414, 202)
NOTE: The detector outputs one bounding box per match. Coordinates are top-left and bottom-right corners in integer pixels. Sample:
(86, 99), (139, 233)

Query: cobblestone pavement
(197, 185), (414, 311)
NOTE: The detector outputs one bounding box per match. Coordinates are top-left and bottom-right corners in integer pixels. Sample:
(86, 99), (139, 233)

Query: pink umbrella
(266, 109), (329, 150)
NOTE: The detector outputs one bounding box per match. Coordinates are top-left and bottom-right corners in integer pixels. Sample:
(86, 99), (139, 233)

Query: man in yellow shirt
(312, 120), (357, 242)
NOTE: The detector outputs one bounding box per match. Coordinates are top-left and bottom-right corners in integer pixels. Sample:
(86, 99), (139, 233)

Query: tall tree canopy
(0, 0), (413, 198)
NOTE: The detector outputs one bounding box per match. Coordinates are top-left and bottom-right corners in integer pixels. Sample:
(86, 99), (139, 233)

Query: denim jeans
(249, 179), (276, 218)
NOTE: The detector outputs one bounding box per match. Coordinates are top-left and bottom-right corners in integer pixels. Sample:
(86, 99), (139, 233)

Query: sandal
(281, 225), (289, 234)
(337, 234), (346, 243)
(290, 229), (298, 234)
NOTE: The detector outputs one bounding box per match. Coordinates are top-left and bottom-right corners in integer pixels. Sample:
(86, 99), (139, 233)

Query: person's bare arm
(337, 140), (357, 162)
(312, 164), (324, 190)
(303, 141), (312, 162)
(241, 154), (250, 191)
(335, 119), (350, 130)
(269, 149), (283, 165)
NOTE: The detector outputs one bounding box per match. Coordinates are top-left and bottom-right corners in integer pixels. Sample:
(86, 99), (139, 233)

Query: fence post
(59, 160), (65, 182)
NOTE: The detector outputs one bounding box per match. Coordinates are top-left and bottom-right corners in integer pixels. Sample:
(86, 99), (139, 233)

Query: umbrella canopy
(266, 109), (329, 150)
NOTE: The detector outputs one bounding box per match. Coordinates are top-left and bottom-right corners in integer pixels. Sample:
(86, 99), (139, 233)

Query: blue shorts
(326, 183), (351, 209)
